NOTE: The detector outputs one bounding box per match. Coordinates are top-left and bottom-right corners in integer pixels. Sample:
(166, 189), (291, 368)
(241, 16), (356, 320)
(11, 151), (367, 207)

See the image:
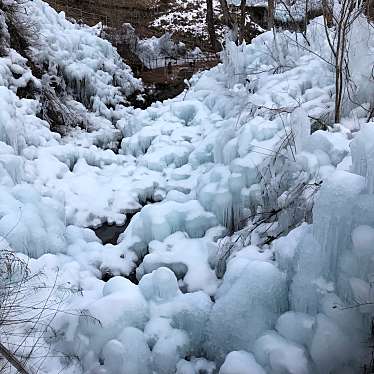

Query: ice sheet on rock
(275, 166), (373, 372)
(319, 294), (365, 338)
(122, 125), (162, 157)
(141, 270), (212, 348)
(141, 143), (194, 171)
(163, 292), (212, 351)
(349, 15), (374, 92)
(0, 249), (104, 374)
(139, 267), (181, 302)
(0, 152), (24, 185)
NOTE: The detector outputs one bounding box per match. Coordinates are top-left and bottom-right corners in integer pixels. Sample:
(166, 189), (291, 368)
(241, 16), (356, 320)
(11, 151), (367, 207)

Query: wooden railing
(142, 53), (220, 70)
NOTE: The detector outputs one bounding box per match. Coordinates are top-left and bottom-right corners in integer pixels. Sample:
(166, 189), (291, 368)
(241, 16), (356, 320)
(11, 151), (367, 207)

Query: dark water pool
(93, 223), (128, 245)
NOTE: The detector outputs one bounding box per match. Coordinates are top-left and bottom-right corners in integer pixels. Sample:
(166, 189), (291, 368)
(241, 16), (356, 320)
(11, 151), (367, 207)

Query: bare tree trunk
(334, 0), (352, 123)
(268, 0), (275, 29)
(367, 0), (374, 21)
(304, 0), (308, 32)
(219, 0), (233, 28)
(0, 342), (30, 374)
(322, 0), (333, 27)
(321, 0), (351, 123)
(334, 26), (344, 124)
(368, 105), (374, 122)
(206, 0), (219, 51)
(239, 0), (246, 43)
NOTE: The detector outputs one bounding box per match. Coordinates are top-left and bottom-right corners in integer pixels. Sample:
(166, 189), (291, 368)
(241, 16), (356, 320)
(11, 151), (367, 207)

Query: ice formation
(206, 261), (288, 363)
(28, 0), (142, 115)
(0, 2), (373, 373)
(219, 351), (266, 374)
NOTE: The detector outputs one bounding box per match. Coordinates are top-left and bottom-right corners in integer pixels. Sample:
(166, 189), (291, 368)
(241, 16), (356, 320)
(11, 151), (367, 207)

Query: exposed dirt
(129, 59), (219, 108)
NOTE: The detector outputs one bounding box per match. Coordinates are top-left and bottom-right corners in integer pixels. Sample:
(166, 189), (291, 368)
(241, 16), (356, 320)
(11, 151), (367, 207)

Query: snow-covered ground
(151, 0), (222, 40)
(0, 1), (374, 373)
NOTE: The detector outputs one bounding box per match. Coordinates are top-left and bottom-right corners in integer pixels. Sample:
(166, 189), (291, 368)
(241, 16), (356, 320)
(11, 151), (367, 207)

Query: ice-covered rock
(118, 200), (218, 258)
(101, 328), (152, 374)
(139, 233), (219, 294)
(219, 351), (265, 374)
(75, 277), (149, 361)
(309, 314), (356, 373)
(276, 311), (315, 347)
(206, 261), (287, 363)
(118, 327), (152, 374)
(253, 332), (311, 374)
(139, 267), (180, 302)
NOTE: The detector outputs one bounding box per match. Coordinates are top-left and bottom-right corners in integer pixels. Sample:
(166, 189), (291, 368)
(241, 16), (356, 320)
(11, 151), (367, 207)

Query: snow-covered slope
(152, 0), (221, 39)
(0, 1), (373, 373)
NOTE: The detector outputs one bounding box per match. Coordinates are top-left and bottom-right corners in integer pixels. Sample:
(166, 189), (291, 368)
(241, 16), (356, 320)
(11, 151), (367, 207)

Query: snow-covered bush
(0, 247), (86, 373)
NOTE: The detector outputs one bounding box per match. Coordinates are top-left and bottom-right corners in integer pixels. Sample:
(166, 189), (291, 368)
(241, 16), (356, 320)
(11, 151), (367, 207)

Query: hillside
(44, 0), (220, 47)
(44, 0), (263, 50)
(0, 1), (373, 374)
